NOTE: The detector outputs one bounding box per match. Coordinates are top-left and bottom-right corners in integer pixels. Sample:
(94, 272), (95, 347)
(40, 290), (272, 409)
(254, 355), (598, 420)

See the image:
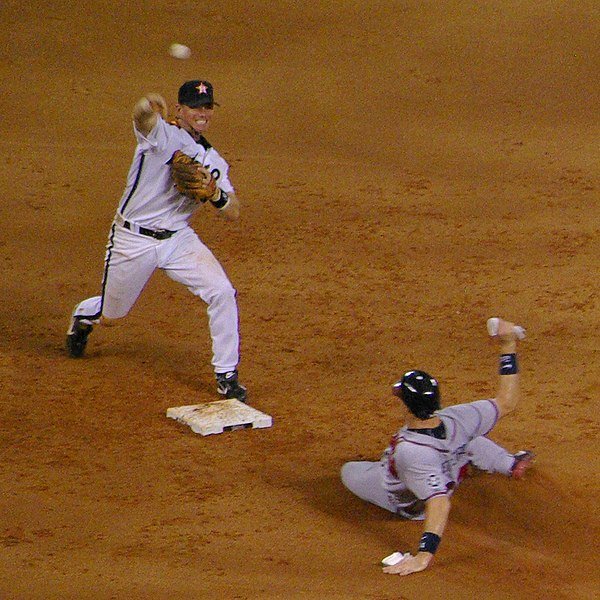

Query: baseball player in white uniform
(341, 317), (534, 576)
(66, 80), (247, 402)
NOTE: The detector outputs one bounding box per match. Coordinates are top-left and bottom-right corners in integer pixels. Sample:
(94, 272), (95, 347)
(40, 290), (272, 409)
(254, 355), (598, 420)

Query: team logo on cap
(196, 82), (208, 95)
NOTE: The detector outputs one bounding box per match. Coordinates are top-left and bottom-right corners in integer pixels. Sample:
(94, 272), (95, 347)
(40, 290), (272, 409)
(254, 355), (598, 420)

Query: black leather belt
(123, 220), (176, 240)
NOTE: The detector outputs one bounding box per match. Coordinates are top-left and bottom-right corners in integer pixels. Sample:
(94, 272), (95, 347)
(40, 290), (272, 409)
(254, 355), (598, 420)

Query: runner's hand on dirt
(382, 553), (432, 576)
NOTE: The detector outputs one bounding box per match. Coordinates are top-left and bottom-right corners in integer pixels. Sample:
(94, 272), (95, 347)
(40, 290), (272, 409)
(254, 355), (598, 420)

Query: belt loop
(115, 213), (130, 230)
(115, 213), (136, 234)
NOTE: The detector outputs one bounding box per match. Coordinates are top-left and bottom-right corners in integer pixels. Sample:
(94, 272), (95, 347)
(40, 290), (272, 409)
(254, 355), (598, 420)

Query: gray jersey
(382, 399), (499, 513)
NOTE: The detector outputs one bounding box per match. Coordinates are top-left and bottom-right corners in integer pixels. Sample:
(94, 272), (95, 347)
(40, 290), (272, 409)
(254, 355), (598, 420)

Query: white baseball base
(167, 399), (273, 436)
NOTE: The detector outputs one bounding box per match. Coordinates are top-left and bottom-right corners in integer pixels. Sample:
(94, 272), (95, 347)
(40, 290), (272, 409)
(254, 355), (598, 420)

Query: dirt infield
(1, 1), (598, 598)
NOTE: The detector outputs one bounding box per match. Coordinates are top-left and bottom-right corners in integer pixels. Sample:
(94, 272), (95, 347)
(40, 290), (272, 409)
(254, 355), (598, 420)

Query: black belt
(123, 220), (177, 240)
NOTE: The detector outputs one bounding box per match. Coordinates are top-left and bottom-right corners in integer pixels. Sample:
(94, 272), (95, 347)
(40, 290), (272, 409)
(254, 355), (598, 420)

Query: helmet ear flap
(393, 370), (440, 419)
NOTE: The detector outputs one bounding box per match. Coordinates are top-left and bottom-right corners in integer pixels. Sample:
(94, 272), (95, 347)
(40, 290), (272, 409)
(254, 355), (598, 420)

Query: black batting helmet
(392, 370), (440, 419)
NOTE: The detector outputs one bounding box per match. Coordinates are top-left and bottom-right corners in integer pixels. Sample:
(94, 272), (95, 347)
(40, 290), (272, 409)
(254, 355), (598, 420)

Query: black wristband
(419, 532), (441, 554)
(499, 353), (519, 375)
(210, 189), (229, 209)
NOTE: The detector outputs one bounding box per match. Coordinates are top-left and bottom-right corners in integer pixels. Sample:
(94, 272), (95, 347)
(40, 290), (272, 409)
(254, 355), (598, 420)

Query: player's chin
(192, 121), (210, 134)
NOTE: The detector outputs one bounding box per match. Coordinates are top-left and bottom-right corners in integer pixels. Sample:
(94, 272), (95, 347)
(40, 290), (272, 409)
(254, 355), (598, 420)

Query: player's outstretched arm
(382, 495), (451, 576)
(133, 93), (167, 136)
(488, 317), (525, 419)
(218, 191), (240, 221)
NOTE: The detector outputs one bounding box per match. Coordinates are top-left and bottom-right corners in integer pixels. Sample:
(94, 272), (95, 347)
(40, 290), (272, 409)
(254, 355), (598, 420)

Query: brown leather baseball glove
(170, 150), (218, 203)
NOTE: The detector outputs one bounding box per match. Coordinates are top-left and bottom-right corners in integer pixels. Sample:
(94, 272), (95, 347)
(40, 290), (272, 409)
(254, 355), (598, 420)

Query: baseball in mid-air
(169, 43), (191, 60)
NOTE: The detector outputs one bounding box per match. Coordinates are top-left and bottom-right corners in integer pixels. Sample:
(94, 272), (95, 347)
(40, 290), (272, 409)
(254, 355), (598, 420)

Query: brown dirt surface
(1, 1), (599, 599)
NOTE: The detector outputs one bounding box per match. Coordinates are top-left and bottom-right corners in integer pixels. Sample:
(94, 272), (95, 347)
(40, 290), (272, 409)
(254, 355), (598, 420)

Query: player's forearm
(495, 373), (520, 417)
(402, 496), (451, 563)
(495, 338), (520, 417)
(423, 494), (451, 536)
(490, 318), (524, 418)
(218, 192), (240, 220)
(382, 495), (451, 575)
(415, 495), (451, 567)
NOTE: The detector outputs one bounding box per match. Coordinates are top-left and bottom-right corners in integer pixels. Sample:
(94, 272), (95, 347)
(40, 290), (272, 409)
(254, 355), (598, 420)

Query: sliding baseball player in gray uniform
(66, 80), (246, 402)
(341, 317), (533, 576)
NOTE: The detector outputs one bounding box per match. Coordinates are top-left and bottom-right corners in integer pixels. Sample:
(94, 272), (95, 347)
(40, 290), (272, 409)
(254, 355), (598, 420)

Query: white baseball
(169, 43), (191, 60)
(381, 551), (409, 566)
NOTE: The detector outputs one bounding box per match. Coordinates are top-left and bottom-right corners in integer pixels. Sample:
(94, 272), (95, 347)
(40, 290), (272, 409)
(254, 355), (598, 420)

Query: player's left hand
(382, 552), (432, 576)
(170, 150), (218, 203)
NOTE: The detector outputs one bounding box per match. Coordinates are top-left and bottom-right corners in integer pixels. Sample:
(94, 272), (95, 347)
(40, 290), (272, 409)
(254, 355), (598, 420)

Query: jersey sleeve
(442, 399), (499, 441)
(218, 168), (234, 194)
(133, 117), (196, 157)
(203, 148), (235, 194)
(133, 116), (167, 151)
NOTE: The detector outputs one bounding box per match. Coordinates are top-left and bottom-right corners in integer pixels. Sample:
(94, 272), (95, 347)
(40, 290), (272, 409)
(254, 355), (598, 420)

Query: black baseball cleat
(66, 317), (94, 358)
(215, 370), (247, 403)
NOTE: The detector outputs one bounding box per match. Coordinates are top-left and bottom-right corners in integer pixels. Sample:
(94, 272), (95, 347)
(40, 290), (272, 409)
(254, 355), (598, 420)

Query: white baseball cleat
(487, 317), (526, 340)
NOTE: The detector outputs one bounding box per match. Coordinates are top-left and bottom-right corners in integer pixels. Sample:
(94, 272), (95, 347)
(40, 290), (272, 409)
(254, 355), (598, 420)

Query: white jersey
(382, 399), (499, 510)
(117, 117), (235, 231)
(72, 114), (241, 371)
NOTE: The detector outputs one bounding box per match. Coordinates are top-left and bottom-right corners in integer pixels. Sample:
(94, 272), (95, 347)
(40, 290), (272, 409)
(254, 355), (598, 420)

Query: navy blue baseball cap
(178, 80), (219, 107)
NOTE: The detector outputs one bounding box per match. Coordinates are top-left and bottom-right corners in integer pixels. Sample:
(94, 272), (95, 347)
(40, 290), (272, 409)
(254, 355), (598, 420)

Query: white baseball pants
(73, 223), (240, 372)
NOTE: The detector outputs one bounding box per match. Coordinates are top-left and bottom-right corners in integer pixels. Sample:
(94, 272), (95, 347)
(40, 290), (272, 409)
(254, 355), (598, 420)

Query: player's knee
(101, 299), (134, 321)
(208, 282), (237, 305)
